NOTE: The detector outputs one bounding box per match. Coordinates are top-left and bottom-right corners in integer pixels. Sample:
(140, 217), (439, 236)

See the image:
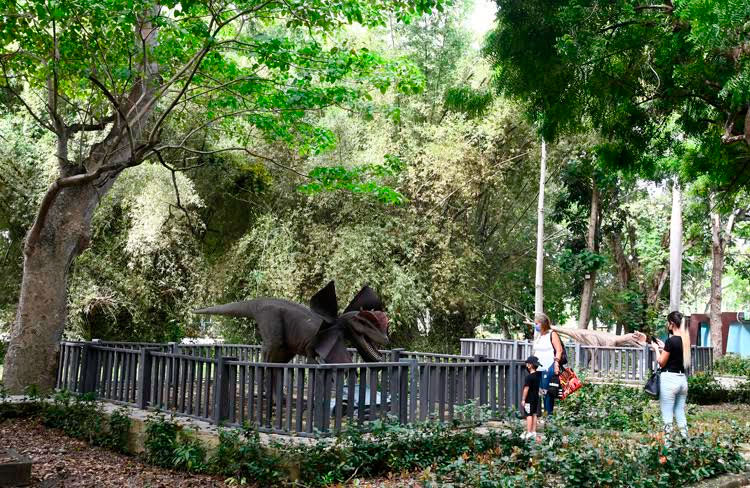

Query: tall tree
(485, 0), (750, 184)
(707, 193), (748, 358)
(0, 0), (446, 392)
(578, 179), (599, 329)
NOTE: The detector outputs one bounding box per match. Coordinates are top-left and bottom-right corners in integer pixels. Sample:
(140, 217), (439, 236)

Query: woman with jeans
(651, 311), (691, 438)
(532, 313), (564, 415)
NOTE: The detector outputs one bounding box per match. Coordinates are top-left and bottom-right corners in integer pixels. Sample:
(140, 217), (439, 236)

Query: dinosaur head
(310, 282), (390, 363)
(340, 309), (389, 361)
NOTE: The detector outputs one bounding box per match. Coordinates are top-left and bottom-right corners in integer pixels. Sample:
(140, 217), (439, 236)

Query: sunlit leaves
(298, 154), (407, 205)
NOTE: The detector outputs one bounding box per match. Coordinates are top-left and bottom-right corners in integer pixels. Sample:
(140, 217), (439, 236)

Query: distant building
(688, 312), (750, 356)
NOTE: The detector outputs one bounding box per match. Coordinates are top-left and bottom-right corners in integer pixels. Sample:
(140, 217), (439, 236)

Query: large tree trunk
(2, 15), (160, 392)
(609, 231), (631, 334)
(709, 201), (724, 358)
(3, 185), (103, 392)
(578, 180), (599, 329)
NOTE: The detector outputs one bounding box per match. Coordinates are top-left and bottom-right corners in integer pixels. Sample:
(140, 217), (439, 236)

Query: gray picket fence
(56, 341), (525, 437)
(460, 338), (713, 382)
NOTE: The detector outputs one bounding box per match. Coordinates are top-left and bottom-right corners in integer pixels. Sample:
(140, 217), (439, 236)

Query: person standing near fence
(651, 311), (691, 438)
(532, 313), (564, 415)
(521, 355), (542, 440)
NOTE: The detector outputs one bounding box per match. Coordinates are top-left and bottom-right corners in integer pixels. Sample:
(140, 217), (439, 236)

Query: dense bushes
(713, 354), (750, 377)
(555, 383), (659, 432)
(435, 426), (747, 488)
(142, 414), (514, 487)
(0, 390), (133, 453)
(688, 373), (750, 405)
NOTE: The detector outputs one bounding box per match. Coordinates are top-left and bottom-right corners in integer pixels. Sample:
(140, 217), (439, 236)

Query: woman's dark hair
(667, 311), (683, 327)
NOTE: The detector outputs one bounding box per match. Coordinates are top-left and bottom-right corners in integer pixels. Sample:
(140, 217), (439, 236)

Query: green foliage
(40, 391), (131, 453)
(144, 413), (180, 468)
(297, 154), (407, 205)
(433, 428), (747, 488)
(0, 340), (6, 364)
(714, 354), (750, 377)
(555, 383), (659, 432)
(688, 372), (750, 405)
(207, 426), (283, 486)
(173, 430), (207, 473)
(688, 373), (730, 405)
(289, 418), (514, 487)
(443, 85), (494, 119)
(486, 0), (750, 185)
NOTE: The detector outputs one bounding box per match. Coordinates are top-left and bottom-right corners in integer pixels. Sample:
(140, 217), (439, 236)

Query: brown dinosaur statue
(194, 281), (389, 363)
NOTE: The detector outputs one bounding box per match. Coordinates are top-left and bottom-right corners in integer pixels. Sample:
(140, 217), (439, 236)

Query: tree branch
(24, 159), (141, 255)
(634, 4), (674, 13)
(68, 115), (116, 133)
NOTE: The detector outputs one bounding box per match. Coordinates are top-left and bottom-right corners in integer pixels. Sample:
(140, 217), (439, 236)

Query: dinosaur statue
(194, 281), (389, 363)
(552, 327), (652, 348)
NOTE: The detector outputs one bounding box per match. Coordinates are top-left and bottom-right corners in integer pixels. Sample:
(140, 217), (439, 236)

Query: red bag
(559, 367), (583, 400)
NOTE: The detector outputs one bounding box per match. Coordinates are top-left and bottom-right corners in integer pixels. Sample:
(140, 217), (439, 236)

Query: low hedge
(434, 424), (747, 488)
(555, 383), (659, 432)
(688, 373), (750, 405)
(713, 354), (750, 377)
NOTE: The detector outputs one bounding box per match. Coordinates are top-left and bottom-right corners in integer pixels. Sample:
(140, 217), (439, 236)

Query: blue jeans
(540, 364), (556, 414)
(659, 372), (688, 437)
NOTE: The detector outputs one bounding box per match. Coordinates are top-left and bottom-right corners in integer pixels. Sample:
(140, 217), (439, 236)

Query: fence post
(398, 359), (411, 423)
(312, 366), (327, 432)
(138, 347), (156, 409)
(574, 342), (581, 369)
(391, 348), (404, 362)
(80, 341), (100, 394)
(213, 348), (236, 424)
(512, 340), (519, 361)
(408, 359), (418, 423)
(473, 355), (488, 406)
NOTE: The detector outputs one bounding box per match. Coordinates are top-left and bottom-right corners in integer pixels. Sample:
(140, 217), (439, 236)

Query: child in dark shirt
(522, 355), (542, 440)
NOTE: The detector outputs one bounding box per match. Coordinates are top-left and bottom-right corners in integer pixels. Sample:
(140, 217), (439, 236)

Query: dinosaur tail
(193, 301), (257, 319)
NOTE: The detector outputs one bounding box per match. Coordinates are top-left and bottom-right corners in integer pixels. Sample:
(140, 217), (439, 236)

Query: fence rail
(56, 341), (525, 437)
(460, 338), (713, 381)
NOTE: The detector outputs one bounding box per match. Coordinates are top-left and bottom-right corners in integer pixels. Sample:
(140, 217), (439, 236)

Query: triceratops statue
(194, 281), (388, 363)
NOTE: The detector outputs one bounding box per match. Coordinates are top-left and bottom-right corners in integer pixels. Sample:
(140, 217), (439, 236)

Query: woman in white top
(532, 312), (564, 414)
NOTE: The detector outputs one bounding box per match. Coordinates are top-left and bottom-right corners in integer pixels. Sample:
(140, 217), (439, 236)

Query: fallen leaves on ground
(0, 418), (230, 487)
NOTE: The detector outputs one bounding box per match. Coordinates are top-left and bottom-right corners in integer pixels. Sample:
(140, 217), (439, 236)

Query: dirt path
(0, 418), (229, 487)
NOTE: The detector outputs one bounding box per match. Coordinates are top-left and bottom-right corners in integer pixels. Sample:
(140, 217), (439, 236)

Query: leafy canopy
(485, 0), (750, 186)
(0, 0), (448, 185)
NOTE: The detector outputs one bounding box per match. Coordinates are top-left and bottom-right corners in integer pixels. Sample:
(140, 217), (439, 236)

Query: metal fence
(460, 338), (713, 382)
(57, 341), (526, 437)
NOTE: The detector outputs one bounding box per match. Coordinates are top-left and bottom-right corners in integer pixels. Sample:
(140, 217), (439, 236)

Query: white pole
(669, 180), (683, 312)
(535, 138), (546, 314)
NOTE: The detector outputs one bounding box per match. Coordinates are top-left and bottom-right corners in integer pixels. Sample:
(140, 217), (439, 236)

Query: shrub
(207, 426), (283, 486)
(433, 428), (747, 488)
(173, 430), (207, 472)
(288, 417), (519, 487)
(40, 390), (131, 453)
(144, 413), (179, 467)
(686, 373), (750, 404)
(713, 354), (750, 377)
(555, 383), (658, 432)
